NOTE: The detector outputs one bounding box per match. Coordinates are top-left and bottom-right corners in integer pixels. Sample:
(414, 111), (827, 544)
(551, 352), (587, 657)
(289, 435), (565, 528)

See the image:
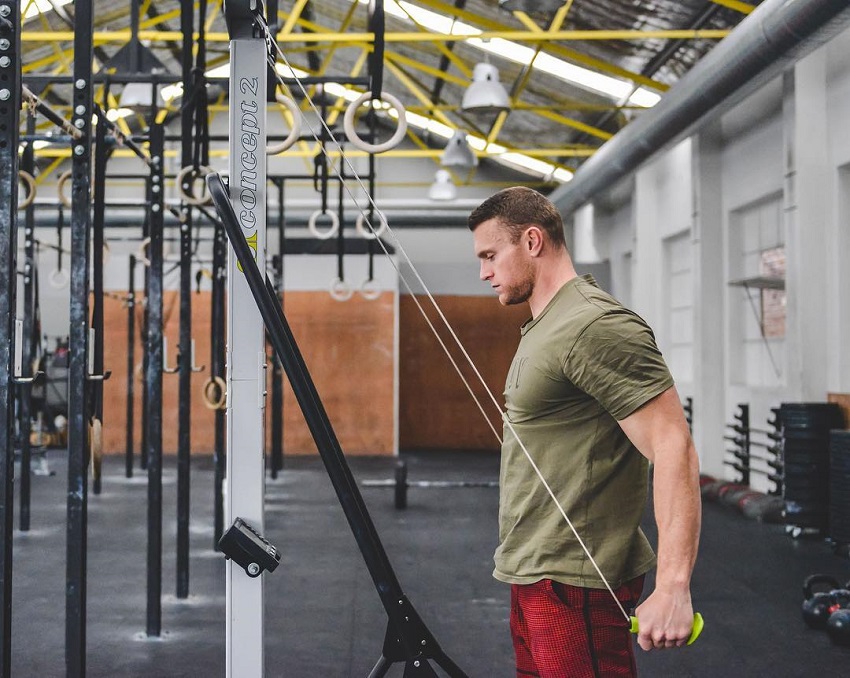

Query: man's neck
(528, 254), (578, 318)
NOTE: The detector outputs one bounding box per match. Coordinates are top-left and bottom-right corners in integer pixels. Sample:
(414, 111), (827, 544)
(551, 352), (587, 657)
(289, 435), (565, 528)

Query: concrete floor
(7, 450), (850, 677)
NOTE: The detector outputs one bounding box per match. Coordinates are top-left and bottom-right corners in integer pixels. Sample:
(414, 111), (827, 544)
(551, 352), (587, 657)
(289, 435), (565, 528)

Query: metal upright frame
(145, 123), (166, 637)
(19, 112), (36, 533)
(66, 0), (94, 673)
(223, 1), (267, 674)
(176, 0), (196, 603)
(0, 0), (22, 674)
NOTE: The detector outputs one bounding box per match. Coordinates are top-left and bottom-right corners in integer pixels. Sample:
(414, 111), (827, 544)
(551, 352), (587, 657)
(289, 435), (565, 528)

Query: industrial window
(759, 246), (786, 339)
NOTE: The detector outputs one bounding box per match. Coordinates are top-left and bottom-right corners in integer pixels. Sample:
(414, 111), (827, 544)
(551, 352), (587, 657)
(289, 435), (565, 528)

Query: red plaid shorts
(510, 576), (645, 678)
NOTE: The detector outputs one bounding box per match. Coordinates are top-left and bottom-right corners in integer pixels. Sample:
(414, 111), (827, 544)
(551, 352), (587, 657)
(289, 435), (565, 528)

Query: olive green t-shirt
(494, 274), (674, 589)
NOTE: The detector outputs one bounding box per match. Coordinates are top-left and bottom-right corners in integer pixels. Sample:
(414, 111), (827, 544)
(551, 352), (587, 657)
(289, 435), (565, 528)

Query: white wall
(578, 24), (850, 484)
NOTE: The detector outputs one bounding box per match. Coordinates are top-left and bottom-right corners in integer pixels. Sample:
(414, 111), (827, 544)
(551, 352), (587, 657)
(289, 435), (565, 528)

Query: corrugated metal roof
(22, 0), (761, 181)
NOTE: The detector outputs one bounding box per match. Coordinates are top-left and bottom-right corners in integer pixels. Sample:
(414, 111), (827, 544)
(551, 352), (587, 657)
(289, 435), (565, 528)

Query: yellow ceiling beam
(391, 2), (472, 80)
(32, 146), (595, 160)
(279, 0), (310, 36)
(407, 0), (670, 92)
(21, 28), (730, 44)
(490, 2), (575, 146)
(384, 52), (468, 88)
(709, 0), (755, 14)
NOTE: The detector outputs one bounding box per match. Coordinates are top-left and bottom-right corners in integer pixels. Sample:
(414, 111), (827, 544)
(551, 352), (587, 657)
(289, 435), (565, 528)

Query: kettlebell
(801, 574), (841, 630)
(826, 608), (850, 646)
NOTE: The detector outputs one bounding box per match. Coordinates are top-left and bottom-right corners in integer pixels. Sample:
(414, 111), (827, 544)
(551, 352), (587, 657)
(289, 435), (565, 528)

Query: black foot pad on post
(218, 517), (280, 578)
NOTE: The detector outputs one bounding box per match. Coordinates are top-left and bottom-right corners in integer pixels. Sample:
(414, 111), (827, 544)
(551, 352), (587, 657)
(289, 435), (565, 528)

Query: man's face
(473, 218), (534, 306)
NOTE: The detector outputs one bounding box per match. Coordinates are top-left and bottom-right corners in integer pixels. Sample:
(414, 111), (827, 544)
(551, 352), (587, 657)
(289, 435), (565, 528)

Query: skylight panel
(23, 0), (72, 20)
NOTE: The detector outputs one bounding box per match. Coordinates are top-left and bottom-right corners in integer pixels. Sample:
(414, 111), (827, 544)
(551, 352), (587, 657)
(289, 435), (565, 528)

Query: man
(468, 187), (701, 677)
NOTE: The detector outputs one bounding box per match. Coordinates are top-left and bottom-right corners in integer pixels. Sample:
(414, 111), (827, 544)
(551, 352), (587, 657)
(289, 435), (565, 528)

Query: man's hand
(634, 585), (695, 651)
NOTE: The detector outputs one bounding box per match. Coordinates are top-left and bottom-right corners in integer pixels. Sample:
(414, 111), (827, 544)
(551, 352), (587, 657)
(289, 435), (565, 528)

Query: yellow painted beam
(384, 52), (468, 88)
(408, 0), (669, 92)
(32, 146), (594, 160)
(21, 28), (730, 44)
(279, 0), (310, 36)
(392, 2), (472, 79)
(709, 0), (755, 14)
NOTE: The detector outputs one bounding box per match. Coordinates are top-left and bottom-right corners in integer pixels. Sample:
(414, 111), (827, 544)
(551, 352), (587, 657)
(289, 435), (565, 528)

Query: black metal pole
(176, 0), (195, 602)
(126, 255), (137, 478)
(0, 2), (22, 673)
(66, 0), (94, 672)
(140, 209), (150, 472)
(211, 222), (226, 549)
(19, 113), (36, 533)
(270, 252), (283, 479)
(91, 112), (108, 496)
(145, 124), (165, 637)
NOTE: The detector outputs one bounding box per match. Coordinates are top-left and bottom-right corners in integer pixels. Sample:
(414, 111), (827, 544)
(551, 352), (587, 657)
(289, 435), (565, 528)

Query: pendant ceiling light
(440, 130), (478, 169)
(428, 170), (457, 201)
(461, 63), (510, 114)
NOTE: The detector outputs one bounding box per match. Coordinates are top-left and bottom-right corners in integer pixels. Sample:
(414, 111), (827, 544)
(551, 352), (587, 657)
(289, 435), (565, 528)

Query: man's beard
(500, 278), (533, 306)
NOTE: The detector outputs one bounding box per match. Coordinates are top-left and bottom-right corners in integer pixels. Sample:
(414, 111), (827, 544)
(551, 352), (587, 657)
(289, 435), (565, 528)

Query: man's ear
(525, 226), (545, 256)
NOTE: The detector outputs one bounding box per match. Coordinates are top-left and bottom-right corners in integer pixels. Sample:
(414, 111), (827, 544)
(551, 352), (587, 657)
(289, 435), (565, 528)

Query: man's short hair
(467, 186), (566, 248)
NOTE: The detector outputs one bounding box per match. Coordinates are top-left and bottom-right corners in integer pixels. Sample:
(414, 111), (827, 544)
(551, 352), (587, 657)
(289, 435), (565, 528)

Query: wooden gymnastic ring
(90, 418), (103, 485)
(57, 169), (72, 208)
(359, 278), (381, 301)
(176, 165), (214, 206)
(343, 91), (408, 154)
(329, 277), (353, 302)
(266, 92), (302, 155)
(307, 209), (340, 240)
(18, 170), (36, 209)
(355, 211), (388, 240)
(202, 376), (227, 410)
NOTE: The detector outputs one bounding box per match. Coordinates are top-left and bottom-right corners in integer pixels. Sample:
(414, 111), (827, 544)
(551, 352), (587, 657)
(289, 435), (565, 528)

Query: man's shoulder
(553, 277), (622, 327)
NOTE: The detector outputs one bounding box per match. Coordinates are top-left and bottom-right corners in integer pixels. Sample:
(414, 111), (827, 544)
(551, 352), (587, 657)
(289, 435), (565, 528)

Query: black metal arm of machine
(206, 172), (468, 678)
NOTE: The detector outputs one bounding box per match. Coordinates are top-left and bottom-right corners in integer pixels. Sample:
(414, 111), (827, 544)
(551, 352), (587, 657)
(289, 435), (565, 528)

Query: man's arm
(618, 385), (701, 651)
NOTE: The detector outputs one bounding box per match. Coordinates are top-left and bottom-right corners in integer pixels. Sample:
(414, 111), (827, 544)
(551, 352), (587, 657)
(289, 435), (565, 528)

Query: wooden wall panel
(100, 290), (395, 456)
(828, 393), (850, 429)
(272, 291), (395, 456)
(399, 295), (528, 451)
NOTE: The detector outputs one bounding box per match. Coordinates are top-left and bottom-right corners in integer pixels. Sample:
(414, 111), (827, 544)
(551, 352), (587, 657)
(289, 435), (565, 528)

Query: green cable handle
(629, 613), (704, 646)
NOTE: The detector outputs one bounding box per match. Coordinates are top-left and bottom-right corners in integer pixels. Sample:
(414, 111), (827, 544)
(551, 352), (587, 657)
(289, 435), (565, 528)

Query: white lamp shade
(461, 63), (510, 114)
(440, 130), (478, 169)
(428, 170), (457, 201)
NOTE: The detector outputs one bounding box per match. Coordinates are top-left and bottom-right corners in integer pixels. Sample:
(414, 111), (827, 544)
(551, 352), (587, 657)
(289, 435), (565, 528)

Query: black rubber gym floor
(9, 450), (850, 676)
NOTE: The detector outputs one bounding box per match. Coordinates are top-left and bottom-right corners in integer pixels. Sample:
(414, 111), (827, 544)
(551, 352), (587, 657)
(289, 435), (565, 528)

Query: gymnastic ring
(48, 268), (69, 289)
(137, 236), (152, 267)
(202, 376), (227, 410)
(355, 211), (388, 240)
(343, 91), (408, 154)
(57, 169), (72, 208)
(90, 418), (103, 485)
(176, 165), (214, 206)
(329, 277), (353, 302)
(18, 170), (36, 209)
(266, 93), (302, 155)
(359, 278), (381, 301)
(307, 209), (339, 240)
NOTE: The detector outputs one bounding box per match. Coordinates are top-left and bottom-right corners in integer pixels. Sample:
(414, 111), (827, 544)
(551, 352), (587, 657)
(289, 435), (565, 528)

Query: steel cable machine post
(223, 1), (267, 675)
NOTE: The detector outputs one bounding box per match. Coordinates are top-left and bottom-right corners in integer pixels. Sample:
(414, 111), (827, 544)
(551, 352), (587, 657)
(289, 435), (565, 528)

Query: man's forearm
(652, 435), (701, 591)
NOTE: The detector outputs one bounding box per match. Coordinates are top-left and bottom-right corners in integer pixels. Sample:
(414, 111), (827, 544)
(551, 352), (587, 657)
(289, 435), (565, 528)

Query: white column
(226, 37), (267, 678)
(573, 203), (607, 264)
(691, 124), (726, 477)
(784, 52), (832, 399)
